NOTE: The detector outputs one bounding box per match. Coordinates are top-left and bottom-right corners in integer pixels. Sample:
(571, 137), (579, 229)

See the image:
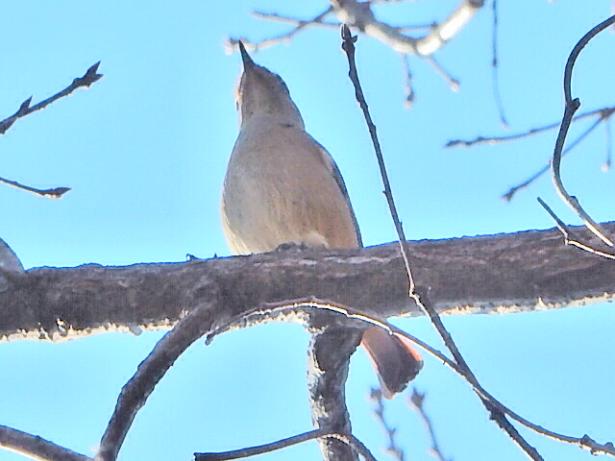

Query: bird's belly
(222, 162), (330, 253)
(221, 124), (360, 254)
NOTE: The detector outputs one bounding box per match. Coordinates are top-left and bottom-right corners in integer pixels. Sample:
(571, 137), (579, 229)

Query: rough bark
(308, 320), (362, 461)
(1, 223), (614, 342)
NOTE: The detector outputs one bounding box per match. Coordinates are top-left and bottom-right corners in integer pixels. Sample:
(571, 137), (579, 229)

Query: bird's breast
(221, 121), (360, 254)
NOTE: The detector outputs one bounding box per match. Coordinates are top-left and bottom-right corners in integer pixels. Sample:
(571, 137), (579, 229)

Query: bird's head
(235, 42), (304, 127)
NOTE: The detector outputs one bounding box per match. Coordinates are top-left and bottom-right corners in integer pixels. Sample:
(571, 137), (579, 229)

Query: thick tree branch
(331, 0), (484, 56)
(96, 294), (219, 461)
(307, 322), (362, 461)
(1, 223), (615, 342)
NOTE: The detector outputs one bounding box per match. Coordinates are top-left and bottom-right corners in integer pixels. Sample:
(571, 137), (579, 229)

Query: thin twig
(0, 424), (92, 461)
(502, 116), (603, 201)
(491, 0), (509, 126)
(332, 0), (485, 56)
(445, 106), (615, 148)
(194, 428), (377, 461)
(396, 22), (438, 33)
(206, 298), (615, 457)
(400, 54), (415, 108)
(226, 7), (334, 52)
(408, 389), (451, 461)
(602, 116), (612, 171)
(252, 10), (338, 28)
(0, 62), (102, 135)
(0, 175), (70, 199)
(551, 14), (615, 247)
(340, 24), (543, 460)
(424, 55), (460, 92)
(370, 387), (405, 461)
(537, 197), (615, 260)
(369, 0), (415, 4)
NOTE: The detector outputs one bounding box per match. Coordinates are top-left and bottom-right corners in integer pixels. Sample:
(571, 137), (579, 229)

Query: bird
(221, 41), (422, 398)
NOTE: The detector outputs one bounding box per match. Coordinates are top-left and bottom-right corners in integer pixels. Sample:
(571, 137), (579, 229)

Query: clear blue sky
(1, 1), (614, 460)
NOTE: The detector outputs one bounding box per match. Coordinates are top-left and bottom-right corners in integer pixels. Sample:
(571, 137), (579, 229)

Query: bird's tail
(361, 327), (423, 398)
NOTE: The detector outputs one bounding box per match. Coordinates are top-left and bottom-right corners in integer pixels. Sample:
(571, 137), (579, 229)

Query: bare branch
(408, 390), (451, 461)
(602, 117), (612, 171)
(400, 55), (415, 108)
(307, 323), (361, 461)
(551, 14), (615, 247)
(396, 22), (439, 33)
(252, 9), (338, 28)
(340, 24), (542, 460)
(537, 198), (615, 260)
(194, 428), (377, 461)
(491, 0), (508, 126)
(226, 7), (334, 52)
(0, 62), (102, 136)
(370, 388), (405, 461)
(0, 238), (24, 274)
(332, 0), (485, 56)
(96, 294), (218, 461)
(3, 222), (615, 343)
(424, 55), (460, 92)
(0, 424), (91, 461)
(207, 298), (615, 458)
(502, 116), (603, 201)
(0, 175), (70, 199)
(230, 1), (483, 57)
(445, 106), (615, 148)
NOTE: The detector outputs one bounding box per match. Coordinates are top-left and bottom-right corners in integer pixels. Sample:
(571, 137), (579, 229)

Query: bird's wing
(310, 135), (363, 248)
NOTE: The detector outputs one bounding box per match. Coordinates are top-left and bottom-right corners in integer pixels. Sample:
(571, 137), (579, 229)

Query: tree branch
(340, 23), (541, 460)
(332, 0), (484, 56)
(490, 0), (508, 127)
(501, 115), (604, 201)
(537, 198), (615, 260)
(0, 174), (70, 199)
(408, 390), (451, 461)
(96, 294), (219, 461)
(550, 14), (615, 247)
(207, 298), (615, 457)
(194, 428), (376, 461)
(2, 222), (615, 342)
(0, 425), (91, 461)
(0, 62), (102, 136)
(370, 388), (405, 461)
(226, 7), (334, 52)
(445, 106), (615, 148)
(307, 321), (361, 461)
(229, 1), (484, 57)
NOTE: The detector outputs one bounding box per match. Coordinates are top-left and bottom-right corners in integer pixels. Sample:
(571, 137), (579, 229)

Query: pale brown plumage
(221, 42), (422, 397)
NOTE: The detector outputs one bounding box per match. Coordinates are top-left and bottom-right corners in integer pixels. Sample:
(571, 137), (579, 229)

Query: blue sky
(1, 1), (614, 460)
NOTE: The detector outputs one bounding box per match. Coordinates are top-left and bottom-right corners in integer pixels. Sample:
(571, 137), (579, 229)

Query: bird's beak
(238, 41), (255, 70)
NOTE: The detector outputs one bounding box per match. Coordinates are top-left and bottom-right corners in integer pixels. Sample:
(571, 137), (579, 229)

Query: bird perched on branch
(221, 41), (422, 397)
